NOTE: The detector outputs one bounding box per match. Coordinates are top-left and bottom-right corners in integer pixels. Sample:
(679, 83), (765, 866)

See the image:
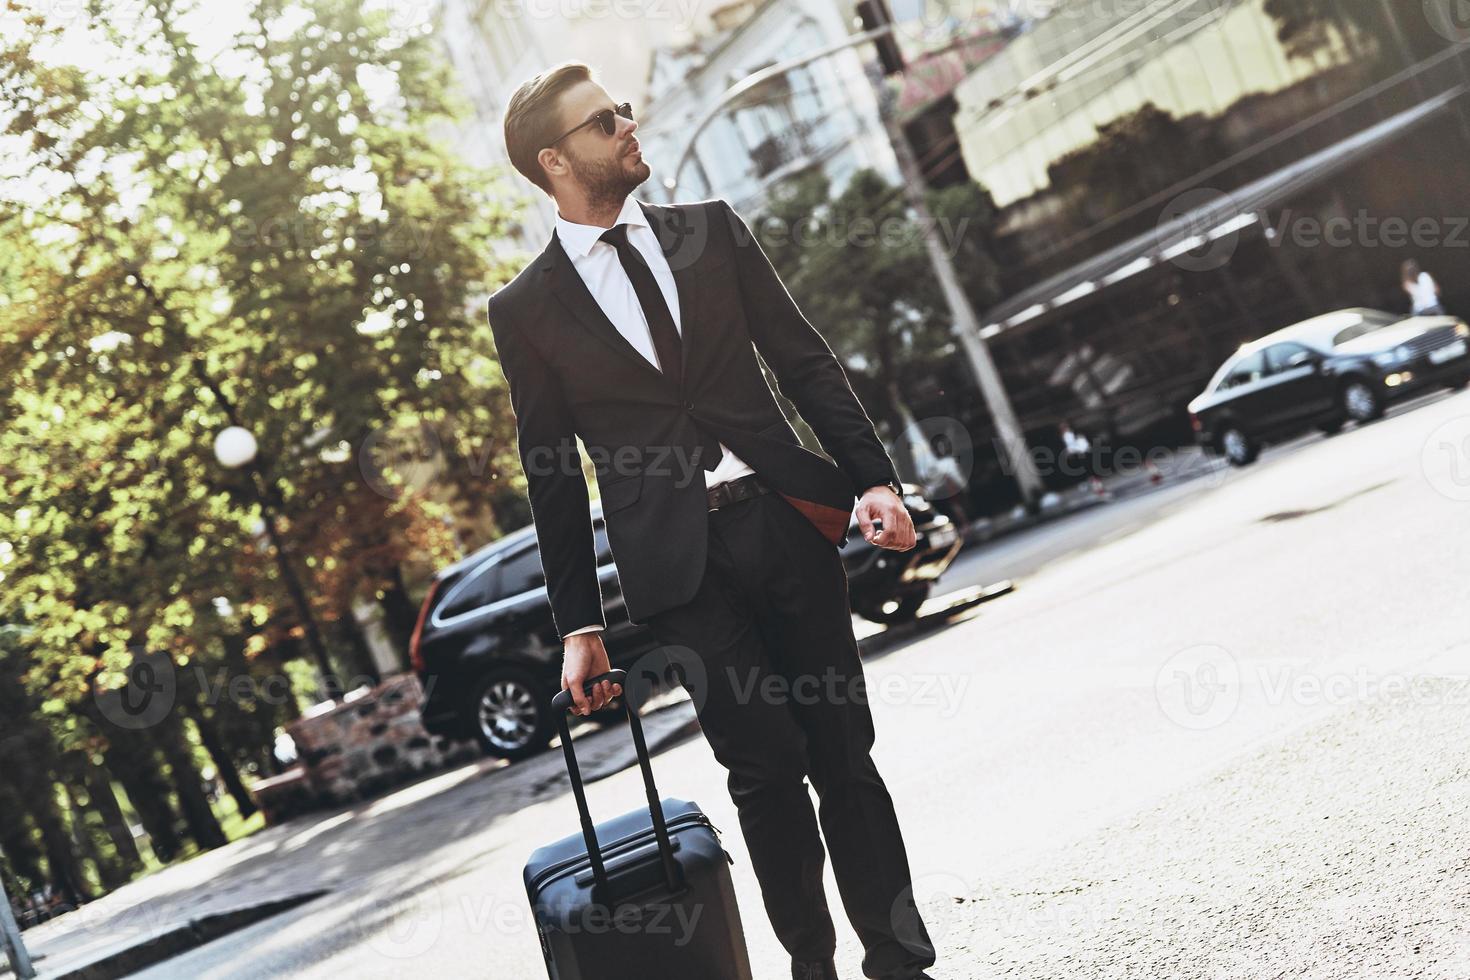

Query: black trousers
(644, 490), (935, 979)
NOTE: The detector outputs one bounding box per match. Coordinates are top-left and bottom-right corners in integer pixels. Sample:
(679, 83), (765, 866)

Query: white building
(637, 0), (902, 211)
(432, 0), (695, 248)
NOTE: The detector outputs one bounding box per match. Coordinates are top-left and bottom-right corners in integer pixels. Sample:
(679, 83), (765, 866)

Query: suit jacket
(486, 197), (900, 638)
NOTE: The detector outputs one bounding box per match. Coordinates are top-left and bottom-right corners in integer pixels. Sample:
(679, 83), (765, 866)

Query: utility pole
(667, 6), (1045, 506)
(0, 856), (36, 980)
(860, 1), (1046, 506)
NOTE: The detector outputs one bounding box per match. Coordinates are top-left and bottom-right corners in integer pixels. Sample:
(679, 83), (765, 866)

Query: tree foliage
(0, 0), (531, 896)
(753, 167), (1002, 423)
(0, 0), (523, 710)
(1046, 103), (1223, 236)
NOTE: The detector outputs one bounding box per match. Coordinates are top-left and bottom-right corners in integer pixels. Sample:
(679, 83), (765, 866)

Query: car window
(437, 561), (499, 619)
(1264, 343), (1316, 374)
(1215, 351), (1266, 392)
(498, 545), (546, 597)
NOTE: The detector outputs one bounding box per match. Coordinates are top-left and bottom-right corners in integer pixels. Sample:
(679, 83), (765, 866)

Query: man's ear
(537, 146), (564, 183)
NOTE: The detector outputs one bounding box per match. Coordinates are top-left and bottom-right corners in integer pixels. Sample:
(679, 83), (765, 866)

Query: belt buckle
(710, 476), (758, 511)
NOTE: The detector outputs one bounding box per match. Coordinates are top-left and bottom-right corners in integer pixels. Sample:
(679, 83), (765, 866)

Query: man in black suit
(490, 62), (938, 980)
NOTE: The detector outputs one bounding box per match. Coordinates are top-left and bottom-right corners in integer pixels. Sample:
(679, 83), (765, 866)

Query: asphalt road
(34, 385), (1470, 979)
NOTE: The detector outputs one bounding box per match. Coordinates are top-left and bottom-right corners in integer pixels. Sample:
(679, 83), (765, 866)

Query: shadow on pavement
(857, 580), (1016, 666)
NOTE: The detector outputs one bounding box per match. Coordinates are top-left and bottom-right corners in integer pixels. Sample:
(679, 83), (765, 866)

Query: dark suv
(411, 486), (963, 759)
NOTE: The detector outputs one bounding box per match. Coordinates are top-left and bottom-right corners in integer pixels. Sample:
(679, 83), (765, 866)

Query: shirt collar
(554, 197), (650, 259)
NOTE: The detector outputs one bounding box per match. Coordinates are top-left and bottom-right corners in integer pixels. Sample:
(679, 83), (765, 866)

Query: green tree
(1, 0), (520, 706)
(1046, 103), (1222, 237)
(0, 0), (529, 888)
(754, 168), (1002, 433)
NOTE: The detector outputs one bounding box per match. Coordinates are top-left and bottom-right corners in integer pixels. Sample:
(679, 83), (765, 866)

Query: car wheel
(858, 587), (930, 625)
(1341, 379), (1383, 423)
(1448, 374), (1469, 391)
(1219, 426), (1258, 467)
(470, 666), (554, 761)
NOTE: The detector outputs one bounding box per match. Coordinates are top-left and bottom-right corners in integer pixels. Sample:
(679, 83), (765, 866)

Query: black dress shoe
(791, 958), (839, 980)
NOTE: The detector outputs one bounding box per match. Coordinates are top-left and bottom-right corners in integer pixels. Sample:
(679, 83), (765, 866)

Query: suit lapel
(541, 201), (709, 389)
(536, 206), (858, 548)
(542, 231), (670, 386)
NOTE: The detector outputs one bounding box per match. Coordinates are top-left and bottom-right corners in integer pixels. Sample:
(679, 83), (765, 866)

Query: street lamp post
(0, 853), (36, 980)
(214, 426), (341, 701)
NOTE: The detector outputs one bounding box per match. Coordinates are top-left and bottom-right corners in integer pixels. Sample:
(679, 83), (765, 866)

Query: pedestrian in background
(1402, 259), (1445, 316)
(922, 433), (969, 534)
(1059, 420), (1105, 497)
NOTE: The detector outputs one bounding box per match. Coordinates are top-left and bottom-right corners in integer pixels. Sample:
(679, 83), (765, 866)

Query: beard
(565, 144), (651, 211)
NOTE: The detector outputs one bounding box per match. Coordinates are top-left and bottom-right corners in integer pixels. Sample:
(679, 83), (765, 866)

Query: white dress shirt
(1408, 272), (1441, 314)
(556, 197), (756, 637)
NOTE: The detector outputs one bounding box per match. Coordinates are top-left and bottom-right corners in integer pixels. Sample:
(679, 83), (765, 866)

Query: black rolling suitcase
(523, 669), (754, 980)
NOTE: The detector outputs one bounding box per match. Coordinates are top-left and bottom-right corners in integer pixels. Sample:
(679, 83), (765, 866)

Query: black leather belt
(707, 474), (771, 511)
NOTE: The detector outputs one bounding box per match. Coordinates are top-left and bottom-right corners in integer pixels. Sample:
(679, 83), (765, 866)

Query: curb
(18, 892), (328, 980)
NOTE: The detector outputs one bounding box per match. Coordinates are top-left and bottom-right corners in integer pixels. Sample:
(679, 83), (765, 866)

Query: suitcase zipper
(529, 811), (717, 893)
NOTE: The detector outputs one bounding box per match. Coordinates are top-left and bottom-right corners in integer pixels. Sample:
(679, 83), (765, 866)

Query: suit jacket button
(683, 400), (695, 411)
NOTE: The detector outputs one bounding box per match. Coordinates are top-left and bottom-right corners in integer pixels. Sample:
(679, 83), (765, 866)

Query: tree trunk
(0, 859), (27, 910)
(82, 758), (144, 877)
(103, 736), (183, 863)
(0, 778), (45, 888)
(218, 629), (294, 760)
(31, 786), (91, 905)
(63, 773), (126, 891)
(334, 610), (381, 688)
(183, 700), (257, 820)
(380, 565), (420, 651)
(3, 715), (92, 904)
(152, 718), (228, 851)
(887, 380), (925, 486)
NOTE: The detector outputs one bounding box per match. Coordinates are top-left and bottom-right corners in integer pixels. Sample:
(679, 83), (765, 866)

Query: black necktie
(600, 223), (723, 472)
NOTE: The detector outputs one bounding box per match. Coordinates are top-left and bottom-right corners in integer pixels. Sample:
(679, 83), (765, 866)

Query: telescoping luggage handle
(551, 669), (682, 896)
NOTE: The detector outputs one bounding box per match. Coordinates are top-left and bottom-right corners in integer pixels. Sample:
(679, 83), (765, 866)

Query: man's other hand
(856, 485), (917, 551)
(561, 632), (622, 716)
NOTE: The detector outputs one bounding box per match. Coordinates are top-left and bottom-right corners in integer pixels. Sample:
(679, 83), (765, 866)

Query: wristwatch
(870, 480), (903, 497)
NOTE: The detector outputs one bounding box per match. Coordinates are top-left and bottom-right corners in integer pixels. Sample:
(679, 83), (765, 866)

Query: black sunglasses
(547, 102), (634, 148)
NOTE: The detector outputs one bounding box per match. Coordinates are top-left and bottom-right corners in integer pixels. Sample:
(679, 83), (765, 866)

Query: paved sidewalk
(1, 445), (1224, 980)
(2, 704), (701, 980)
(21, 422), (1468, 979)
(917, 682), (1470, 978)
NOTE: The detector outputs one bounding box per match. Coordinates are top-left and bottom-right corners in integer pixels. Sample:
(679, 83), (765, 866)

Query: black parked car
(1188, 308), (1470, 466)
(411, 485), (963, 759)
